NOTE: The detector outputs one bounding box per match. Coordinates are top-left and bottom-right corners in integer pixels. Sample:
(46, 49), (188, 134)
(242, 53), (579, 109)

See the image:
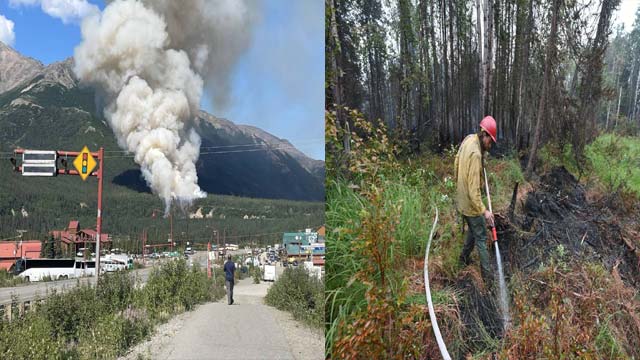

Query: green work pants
(460, 215), (492, 281)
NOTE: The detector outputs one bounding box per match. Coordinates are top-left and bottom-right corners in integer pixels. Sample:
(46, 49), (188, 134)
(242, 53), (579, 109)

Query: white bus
(12, 259), (77, 282)
(74, 259), (97, 277)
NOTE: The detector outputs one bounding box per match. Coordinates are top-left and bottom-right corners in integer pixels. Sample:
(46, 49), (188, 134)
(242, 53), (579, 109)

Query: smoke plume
(74, 0), (256, 213)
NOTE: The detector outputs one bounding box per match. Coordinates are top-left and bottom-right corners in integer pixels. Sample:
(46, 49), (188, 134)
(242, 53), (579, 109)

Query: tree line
(327, 0), (638, 176)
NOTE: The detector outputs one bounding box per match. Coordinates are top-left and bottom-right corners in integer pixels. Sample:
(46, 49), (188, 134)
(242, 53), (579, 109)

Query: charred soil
(451, 166), (640, 357)
(500, 166), (640, 287)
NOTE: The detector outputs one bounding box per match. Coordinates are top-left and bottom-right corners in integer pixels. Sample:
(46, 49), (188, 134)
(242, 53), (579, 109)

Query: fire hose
(423, 207), (452, 360)
(484, 167), (511, 331)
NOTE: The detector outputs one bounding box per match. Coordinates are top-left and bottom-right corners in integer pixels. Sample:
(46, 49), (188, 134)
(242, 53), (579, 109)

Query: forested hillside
(0, 46), (324, 245)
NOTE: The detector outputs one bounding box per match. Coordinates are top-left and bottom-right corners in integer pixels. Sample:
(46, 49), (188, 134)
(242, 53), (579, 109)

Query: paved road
(121, 273), (323, 360)
(162, 280), (293, 359)
(0, 264), (156, 304)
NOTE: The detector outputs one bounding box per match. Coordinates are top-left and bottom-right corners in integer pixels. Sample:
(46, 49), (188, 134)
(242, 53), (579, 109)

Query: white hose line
(484, 167), (511, 331)
(424, 207), (452, 360)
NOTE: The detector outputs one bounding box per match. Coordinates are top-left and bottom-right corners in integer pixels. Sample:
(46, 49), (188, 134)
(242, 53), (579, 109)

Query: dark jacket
(224, 260), (236, 282)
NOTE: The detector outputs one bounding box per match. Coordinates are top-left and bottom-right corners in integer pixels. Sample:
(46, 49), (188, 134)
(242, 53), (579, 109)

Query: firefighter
(454, 116), (497, 283)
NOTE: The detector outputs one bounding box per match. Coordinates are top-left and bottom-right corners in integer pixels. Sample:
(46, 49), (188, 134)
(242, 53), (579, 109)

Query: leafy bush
(265, 266), (324, 329)
(138, 259), (217, 318)
(0, 311), (66, 359)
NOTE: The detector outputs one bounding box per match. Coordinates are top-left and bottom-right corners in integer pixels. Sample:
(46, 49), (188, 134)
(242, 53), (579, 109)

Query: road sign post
(207, 242), (212, 279)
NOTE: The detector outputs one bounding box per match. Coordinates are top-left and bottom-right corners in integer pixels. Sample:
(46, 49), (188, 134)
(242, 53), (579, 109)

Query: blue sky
(0, 0), (325, 160)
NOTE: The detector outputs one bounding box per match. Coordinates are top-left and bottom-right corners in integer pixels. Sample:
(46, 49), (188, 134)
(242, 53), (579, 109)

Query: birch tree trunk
(483, 0), (494, 117)
(477, 0), (484, 119)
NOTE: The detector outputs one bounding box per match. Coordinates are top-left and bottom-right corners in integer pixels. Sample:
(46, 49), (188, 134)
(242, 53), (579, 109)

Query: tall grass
(0, 269), (27, 287)
(586, 133), (640, 197)
(325, 179), (368, 352)
(537, 133), (640, 199)
(326, 110), (456, 358)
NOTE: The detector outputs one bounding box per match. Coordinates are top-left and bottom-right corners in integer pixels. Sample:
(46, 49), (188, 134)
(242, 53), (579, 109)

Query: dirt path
(119, 276), (324, 360)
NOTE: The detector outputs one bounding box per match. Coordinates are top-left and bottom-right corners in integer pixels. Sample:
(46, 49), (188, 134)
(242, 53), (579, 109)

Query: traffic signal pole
(12, 147), (105, 282)
(95, 147), (104, 280)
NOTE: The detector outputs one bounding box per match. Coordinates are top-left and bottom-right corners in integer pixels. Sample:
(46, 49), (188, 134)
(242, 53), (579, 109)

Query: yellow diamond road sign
(73, 146), (97, 181)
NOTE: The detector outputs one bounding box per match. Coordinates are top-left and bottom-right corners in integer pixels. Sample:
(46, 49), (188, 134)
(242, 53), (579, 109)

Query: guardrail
(0, 298), (46, 321)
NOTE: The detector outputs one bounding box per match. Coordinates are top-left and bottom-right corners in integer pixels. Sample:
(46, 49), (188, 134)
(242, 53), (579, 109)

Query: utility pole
(142, 228), (146, 266)
(170, 209), (173, 253)
(95, 147), (104, 279)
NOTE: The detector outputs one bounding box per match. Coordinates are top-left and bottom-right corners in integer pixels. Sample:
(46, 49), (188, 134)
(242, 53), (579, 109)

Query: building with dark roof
(51, 220), (110, 254)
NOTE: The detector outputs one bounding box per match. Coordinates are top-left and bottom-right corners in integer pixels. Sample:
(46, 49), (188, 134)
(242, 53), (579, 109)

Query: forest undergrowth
(326, 109), (640, 359)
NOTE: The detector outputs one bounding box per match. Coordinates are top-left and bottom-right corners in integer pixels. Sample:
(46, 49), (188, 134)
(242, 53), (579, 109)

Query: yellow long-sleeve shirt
(454, 134), (486, 217)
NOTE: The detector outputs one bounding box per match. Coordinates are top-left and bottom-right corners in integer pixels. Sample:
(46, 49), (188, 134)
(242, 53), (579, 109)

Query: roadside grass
(0, 269), (27, 287)
(0, 259), (223, 359)
(264, 266), (324, 329)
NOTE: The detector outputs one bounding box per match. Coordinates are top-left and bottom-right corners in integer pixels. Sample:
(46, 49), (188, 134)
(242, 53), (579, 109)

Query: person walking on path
(224, 255), (236, 305)
(454, 116), (497, 284)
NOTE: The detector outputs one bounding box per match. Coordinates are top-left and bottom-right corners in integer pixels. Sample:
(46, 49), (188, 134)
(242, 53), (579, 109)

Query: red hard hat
(479, 116), (497, 143)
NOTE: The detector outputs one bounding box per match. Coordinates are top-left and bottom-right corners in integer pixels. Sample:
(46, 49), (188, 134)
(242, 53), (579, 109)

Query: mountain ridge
(0, 42), (324, 202)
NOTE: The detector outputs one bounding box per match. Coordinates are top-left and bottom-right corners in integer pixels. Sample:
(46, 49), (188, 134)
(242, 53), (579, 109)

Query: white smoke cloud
(74, 0), (256, 213)
(9, 0), (99, 24)
(0, 14), (16, 46)
(118, 0), (258, 109)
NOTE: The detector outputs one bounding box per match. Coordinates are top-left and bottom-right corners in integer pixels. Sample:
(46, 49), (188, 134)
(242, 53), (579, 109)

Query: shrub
(97, 271), (135, 313)
(76, 314), (150, 359)
(0, 312), (67, 359)
(265, 266), (324, 329)
(41, 286), (104, 342)
(138, 259), (221, 318)
(252, 265), (262, 284)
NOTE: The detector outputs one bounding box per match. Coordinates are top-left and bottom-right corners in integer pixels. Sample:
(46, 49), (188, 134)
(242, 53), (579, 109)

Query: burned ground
(499, 166), (640, 287)
(452, 166), (640, 357)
